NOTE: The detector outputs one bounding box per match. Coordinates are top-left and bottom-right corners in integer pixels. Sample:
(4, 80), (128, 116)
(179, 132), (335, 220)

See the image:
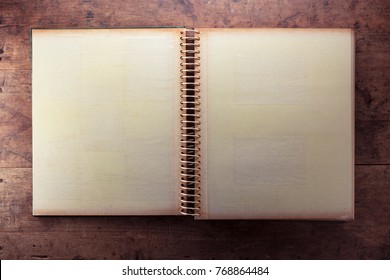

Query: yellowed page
(32, 29), (182, 215)
(199, 29), (354, 220)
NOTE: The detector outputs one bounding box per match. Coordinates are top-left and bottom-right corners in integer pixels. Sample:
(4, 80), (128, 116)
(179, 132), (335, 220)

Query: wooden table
(0, 0), (389, 259)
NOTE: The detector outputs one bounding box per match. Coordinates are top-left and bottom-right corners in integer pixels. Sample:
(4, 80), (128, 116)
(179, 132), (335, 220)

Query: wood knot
(354, 21), (360, 29)
(86, 11), (94, 19)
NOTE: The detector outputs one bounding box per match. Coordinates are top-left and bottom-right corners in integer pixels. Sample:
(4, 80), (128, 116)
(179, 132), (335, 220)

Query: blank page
(199, 29), (354, 220)
(32, 29), (181, 215)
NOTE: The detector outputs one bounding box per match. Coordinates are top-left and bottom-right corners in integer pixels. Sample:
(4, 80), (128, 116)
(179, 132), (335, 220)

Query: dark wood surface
(0, 0), (389, 259)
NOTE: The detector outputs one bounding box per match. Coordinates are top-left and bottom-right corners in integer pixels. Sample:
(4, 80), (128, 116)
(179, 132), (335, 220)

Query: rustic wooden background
(0, 0), (389, 259)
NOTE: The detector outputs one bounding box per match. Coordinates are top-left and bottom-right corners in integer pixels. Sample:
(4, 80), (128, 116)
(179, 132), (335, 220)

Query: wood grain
(0, 0), (389, 259)
(0, 94), (31, 168)
(356, 121), (390, 164)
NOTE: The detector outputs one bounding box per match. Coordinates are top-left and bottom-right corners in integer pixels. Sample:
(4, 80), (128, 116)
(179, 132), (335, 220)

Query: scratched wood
(0, 0), (389, 259)
(356, 121), (390, 164)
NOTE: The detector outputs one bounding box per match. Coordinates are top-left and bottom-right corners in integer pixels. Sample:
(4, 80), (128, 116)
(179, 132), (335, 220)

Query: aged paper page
(33, 29), (181, 215)
(199, 29), (354, 220)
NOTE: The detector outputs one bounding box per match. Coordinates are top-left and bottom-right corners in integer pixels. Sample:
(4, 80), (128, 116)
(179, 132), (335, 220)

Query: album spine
(179, 28), (202, 216)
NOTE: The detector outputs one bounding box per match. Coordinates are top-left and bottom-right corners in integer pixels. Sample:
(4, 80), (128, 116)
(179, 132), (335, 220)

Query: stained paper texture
(199, 29), (354, 220)
(32, 29), (181, 215)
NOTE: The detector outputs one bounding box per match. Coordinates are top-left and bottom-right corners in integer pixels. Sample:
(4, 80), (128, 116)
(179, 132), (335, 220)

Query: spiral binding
(179, 29), (201, 216)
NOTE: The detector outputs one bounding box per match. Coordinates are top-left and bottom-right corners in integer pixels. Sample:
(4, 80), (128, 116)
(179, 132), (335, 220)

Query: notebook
(32, 28), (354, 220)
